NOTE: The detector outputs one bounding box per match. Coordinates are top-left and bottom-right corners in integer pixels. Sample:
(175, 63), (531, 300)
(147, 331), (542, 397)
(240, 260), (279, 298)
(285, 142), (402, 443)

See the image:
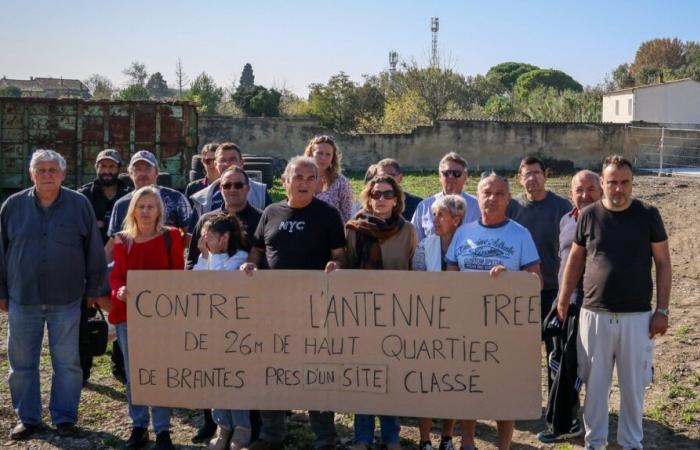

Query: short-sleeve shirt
(575, 199), (667, 313)
(446, 219), (540, 272)
(411, 192), (481, 242)
(107, 186), (192, 236)
(253, 198), (346, 270)
(506, 191), (572, 290)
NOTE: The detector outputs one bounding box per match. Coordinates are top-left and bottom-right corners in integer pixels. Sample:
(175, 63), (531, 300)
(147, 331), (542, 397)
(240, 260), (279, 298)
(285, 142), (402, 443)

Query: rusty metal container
(0, 98), (198, 198)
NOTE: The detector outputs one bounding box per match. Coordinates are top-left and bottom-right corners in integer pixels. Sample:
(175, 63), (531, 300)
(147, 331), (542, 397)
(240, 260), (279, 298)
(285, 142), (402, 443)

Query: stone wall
(199, 116), (629, 172)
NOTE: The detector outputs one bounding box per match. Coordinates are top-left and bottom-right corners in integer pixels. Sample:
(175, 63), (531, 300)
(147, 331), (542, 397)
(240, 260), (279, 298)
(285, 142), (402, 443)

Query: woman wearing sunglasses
(345, 175), (417, 450)
(304, 135), (354, 223)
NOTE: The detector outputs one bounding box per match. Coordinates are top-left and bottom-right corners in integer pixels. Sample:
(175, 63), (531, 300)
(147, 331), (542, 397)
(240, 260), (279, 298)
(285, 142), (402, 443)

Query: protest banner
(127, 270), (541, 419)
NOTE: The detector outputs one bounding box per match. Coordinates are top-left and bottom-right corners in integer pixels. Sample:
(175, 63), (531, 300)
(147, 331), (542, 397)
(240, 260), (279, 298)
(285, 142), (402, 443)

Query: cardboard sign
(126, 270), (541, 420)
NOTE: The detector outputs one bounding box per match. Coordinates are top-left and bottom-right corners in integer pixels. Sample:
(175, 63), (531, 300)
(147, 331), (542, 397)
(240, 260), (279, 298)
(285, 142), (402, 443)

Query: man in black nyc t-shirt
(242, 156), (345, 450)
(555, 155), (671, 450)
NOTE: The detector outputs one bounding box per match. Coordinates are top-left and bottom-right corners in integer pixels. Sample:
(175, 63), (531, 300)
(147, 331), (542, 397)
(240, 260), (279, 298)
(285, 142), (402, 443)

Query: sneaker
(155, 431), (175, 450)
(536, 419), (584, 444)
(438, 438), (455, 450)
(420, 441), (434, 450)
(209, 426), (232, 450)
(230, 426), (252, 450)
(56, 422), (77, 438)
(9, 422), (38, 440)
(193, 412), (218, 442)
(125, 427), (149, 449)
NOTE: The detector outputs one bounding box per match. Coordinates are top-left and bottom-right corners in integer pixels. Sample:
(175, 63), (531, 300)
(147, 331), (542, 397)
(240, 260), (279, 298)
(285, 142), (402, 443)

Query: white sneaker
(230, 426), (252, 450)
(209, 426), (232, 450)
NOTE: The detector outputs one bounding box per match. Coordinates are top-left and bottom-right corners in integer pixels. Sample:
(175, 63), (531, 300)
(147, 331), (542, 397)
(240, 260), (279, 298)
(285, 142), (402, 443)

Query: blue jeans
(212, 409), (251, 430)
(8, 298), (83, 426)
(354, 415), (400, 445)
(116, 323), (172, 433)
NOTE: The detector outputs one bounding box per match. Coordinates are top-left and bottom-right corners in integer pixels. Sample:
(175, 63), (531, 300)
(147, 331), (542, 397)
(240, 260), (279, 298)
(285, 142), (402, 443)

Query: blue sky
(1, 0), (699, 96)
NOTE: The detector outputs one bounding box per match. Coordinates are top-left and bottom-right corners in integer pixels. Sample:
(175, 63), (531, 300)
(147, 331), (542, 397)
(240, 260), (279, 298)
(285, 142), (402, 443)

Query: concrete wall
(199, 116), (628, 172)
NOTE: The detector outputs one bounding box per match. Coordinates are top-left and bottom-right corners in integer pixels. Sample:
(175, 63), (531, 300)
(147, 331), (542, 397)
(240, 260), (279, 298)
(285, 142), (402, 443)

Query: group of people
(0, 136), (671, 450)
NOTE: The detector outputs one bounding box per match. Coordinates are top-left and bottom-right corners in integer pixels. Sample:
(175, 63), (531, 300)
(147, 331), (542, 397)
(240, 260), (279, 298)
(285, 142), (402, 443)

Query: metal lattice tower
(430, 17), (439, 67)
(389, 51), (398, 74)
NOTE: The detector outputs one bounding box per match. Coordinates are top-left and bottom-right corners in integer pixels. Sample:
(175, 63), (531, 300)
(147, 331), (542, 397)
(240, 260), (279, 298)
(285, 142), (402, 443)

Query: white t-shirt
(445, 219), (540, 272)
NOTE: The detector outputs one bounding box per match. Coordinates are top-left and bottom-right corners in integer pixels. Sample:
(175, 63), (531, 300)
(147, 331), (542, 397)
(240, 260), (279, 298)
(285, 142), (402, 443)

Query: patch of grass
(646, 402), (669, 423)
(556, 444), (576, 450)
(668, 383), (697, 400)
(676, 324), (693, 337)
(659, 370), (678, 383)
(690, 370), (700, 387)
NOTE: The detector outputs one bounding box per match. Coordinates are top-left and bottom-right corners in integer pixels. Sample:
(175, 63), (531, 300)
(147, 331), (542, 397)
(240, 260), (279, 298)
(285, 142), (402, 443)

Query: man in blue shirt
(0, 149), (106, 440)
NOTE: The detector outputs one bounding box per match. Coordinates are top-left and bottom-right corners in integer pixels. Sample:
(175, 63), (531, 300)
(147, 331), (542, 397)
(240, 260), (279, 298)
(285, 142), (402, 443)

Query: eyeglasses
(221, 181), (246, 190)
(441, 169), (464, 178)
(370, 190), (396, 200)
(203, 158), (215, 165)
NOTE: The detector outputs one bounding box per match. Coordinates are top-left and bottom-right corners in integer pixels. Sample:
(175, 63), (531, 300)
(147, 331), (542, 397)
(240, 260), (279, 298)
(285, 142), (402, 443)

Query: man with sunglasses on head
(185, 143), (220, 201)
(411, 152), (480, 242)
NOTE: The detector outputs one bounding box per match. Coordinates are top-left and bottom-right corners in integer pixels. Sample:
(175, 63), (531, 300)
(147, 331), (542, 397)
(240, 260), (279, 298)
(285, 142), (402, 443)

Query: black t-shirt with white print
(253, 198), (346, 270)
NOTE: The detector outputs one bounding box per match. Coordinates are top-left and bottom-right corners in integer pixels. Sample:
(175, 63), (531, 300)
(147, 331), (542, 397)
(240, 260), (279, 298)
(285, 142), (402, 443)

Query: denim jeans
(259, 410), (336, 448)
(8, 298), (83, 426)
(116, 322), (172, 434)
(212, 409), (251, 430)
(354, 415), (400, 445)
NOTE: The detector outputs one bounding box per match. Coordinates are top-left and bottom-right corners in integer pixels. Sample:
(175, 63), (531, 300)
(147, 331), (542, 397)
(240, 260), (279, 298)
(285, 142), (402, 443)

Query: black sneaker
(191, 410), (217, 442)
(536, 419), (583, 443)
(9, 422), (37, 440)
(155, 431), (175, 450)
(438, 437), (455, 450)
(56, 422), (77, 438)
(419, 441), (434, 450)
(125, 427), (149, 449)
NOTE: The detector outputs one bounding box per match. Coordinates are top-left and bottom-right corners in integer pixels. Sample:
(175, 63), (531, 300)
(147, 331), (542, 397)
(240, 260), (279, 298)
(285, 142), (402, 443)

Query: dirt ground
(0, 174), (698, 450)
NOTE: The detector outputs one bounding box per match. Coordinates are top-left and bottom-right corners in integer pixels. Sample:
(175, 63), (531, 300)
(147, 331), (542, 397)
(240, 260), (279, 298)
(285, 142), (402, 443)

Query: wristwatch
(656, 308), (670, 316)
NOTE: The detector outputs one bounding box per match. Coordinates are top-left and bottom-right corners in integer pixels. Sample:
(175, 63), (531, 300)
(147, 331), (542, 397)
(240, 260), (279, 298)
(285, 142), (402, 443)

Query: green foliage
(239, 63), (255, 90)
(117, 84), (149, 101)
(611, 63), (635, 89)
(514, 69), (583, 99)
(0, 86), (22, 97)
(381, 90), (429, 133)
(519, 87), (601, 122)
(486, 62), (539, 91)
(633, 38), (686, 73)
(232, 85), (281, 117)
(307, 72), (370, 131)
(394, 62), (468, 122)
(279, 90), (310, 117)
(187, 72), (223, 114)
(484, 95), (514, 119)
(146, 72), (169, 98)
(465, 74), (507, 107)
(123, 61), (148, 86)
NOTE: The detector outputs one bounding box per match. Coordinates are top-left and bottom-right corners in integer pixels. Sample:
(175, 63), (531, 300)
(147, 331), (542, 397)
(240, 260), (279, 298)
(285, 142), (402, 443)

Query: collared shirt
(411, 191), (481, 242)
(0, 187), (106, 305)
(78, 178), (131, 243)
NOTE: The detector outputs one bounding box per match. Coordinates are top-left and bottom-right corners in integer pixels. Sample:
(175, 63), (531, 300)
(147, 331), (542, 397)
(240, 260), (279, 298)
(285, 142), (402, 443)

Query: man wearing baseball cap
(78, 149), (132, 384)
(107, 150), (192, 242)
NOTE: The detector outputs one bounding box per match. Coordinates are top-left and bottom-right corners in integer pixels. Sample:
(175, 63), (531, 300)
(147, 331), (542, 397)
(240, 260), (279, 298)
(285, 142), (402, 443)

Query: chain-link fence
(627, 125), (700, 176)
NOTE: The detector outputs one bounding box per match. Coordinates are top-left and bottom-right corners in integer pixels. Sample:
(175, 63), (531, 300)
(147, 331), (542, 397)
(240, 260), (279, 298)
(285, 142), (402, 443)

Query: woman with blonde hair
(345, 175), (417, 450)
(108, 186), (184, 450)
(304, 135), (354, 223)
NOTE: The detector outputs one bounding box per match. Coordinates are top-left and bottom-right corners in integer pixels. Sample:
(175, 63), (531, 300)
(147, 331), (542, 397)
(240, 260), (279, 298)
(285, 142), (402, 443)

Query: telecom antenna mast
(430, 17), (439, 67)
(389, 51), (398, 74)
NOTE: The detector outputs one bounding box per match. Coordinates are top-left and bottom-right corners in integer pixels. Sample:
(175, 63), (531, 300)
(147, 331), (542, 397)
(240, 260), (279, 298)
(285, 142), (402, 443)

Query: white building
(602, 78), (700, 124)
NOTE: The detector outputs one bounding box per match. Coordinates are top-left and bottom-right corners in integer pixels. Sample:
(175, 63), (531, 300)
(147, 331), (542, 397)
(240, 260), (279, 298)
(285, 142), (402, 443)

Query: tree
(117, 84), (149, 101)
(123, 61), (148, 86)
(307, 72), (363, 131)
(0, 86), (22, 97)
(610, 63), (635, 90)
(513, 69), (583, 99)
(279, 90), (310, 117)
(484, 96), (515, 119)
(486, 62), (539, 92)
(146, 72), (169, 98)
(232, 84), (282, 117)
(174, 57), (189, 99)
(395, 62), (468, 122)
(239, 63), (255, 90)
(187, 72), (223, 114)
(84, 74), (114, 99)
(632, 38), (685, 74)
(382, 90), (430, 133)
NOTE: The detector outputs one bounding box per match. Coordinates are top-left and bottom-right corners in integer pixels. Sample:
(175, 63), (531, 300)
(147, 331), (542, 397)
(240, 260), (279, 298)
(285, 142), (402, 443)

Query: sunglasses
(441, 169), (464, 178)
(370, 190), (396, 200)
(221, 181), (246, 190)
(203, 158), (215, 164)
